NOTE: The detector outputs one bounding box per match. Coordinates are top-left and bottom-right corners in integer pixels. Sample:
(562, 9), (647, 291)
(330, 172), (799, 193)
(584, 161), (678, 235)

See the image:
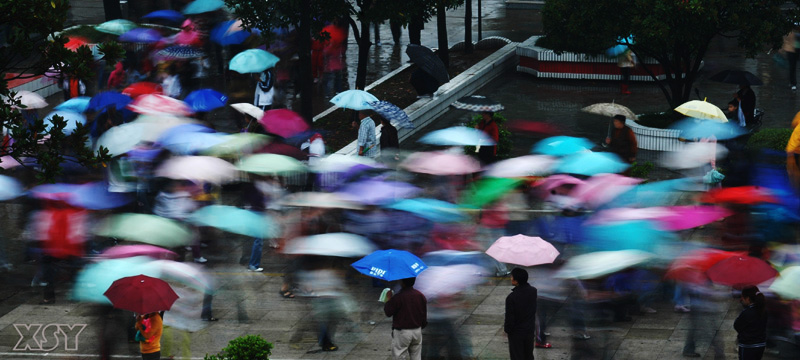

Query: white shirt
(162, 75), (182, 98)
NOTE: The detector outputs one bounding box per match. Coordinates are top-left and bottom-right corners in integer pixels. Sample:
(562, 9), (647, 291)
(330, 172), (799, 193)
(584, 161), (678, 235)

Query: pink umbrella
(174, 19), (203, 47)
(101, 244), (178, 260)
(155, 156), (238, 185)
(400, 151), (482, 175)
(565, 173), (643, 209)
(483, 155), (556, 178)
(534, 174), (585, 195)
(486, 235), (560, 267)
(258, 109), (309, 138)
(128, 94), (192, 116)
(415, 264), (488, 299)
(587, 205), (732, 231)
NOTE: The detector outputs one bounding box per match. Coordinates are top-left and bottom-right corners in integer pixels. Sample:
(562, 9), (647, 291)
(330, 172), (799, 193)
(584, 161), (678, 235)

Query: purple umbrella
(119, 28), (163, 43)
(30, 182), (133, 209)
(337, 180), (420, 206)
(101, 245), (179, 260)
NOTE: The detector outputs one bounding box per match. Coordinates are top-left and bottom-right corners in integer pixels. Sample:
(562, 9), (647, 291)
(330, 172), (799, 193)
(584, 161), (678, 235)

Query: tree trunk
(409, 16), (422, 45)
(103, 0), (122, 21)
(355, 16), (372, 90)
(297, 0), (313, 123)
(464, 0), (473, 53)
(436, 0), (449, 67)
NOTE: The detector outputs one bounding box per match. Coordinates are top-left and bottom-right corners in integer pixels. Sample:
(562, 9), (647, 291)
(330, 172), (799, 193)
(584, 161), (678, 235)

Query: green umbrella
(71, 256), (157, 304)
(769, 266), (800, 299)
(237, 153), (307, 175)
(188, 205), (278, 239)
(202, 133), (271, 157)
(460, 177), (524, 208)
(95, 19), (137, 36)
(95, 214), (192, 247)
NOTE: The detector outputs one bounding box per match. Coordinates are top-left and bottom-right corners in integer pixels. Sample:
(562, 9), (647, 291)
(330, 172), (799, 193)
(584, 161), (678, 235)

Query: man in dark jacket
(505, 268), (539, 360)
(384, 277), (427, 360)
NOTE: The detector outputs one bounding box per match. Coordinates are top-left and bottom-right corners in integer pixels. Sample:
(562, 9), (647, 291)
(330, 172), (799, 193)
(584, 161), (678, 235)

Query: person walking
(605, 114), (638, 164)
(135, 312), (164, 360)
(384, 277), (427, 360)
(254, 69), (275, 111)
(734, 286), (768, 360)
(476, 112), (500, 164)
(618, 49), (635, 94)
(783, 27), (800, 91)
(505, 268), (540, 360)
(355, 111), (379, 158)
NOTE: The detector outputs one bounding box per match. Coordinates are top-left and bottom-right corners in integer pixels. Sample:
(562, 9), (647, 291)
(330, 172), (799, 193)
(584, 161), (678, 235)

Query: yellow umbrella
(674, 99), (727, 122)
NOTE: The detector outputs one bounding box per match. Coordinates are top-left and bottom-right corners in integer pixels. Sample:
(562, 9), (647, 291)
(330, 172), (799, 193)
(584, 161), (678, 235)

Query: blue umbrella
(158, 123), (215, 141)
(30, 182), (133, 209)
(418, 126), (496, 146)
(54, 97), (91, 113)
(422, 250), (494, 268)
(580, 220), (676, 252)
(368, 100), (414, 129)
(88, 91), (132, 112)
(183, 0), (225, 14)
(229, 49), (279, 74)
(385, 198), (467, 223)
(72, 256), (157, 304)
(159, 132), (228, 155)
(119, 28), (162, 43)
(0, 175), (23, 200)
(351, 249), (427, 281)
(555, 151), (629, 176)
(603, 178), (695, 208)
(329, 90), (379, 111)
(606, 35), (634, 57)
(210, 20), (253, 46)
(141, 10), (184, 23)
(189, 205), (278, 239)
(184, 89), (228, 112)
(43, 110), (86, 135)
(669, 118), (746, 140)
(338, 179), (420, 205)
(532, 136), (595, 156)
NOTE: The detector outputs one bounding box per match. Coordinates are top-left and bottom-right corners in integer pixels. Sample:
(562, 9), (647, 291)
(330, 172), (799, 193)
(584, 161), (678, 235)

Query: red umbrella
(321, 24), (346, 45)
(665, 248), (745, 284)
(706, 255), (778, 288)
(507, 120), (561, 135)
(104, 274), (179, 314)
(122, 82), (163, 99)
(256, 141), (308, 161)
(64, 36), (89, 52)
(700, 186), (779, 205)
(258, 109), (309, 138)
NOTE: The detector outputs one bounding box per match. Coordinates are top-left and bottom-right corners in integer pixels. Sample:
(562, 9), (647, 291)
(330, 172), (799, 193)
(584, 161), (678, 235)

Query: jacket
(504, 282), (537, 335)
(733, 305), (767, 346)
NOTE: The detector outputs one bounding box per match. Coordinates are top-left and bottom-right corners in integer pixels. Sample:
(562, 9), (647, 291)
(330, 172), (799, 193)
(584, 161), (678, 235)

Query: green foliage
(464, 113), (513, 160)
(629, 161), (654, 179)
(746, 128), (792, 152)
(204, 335), (274, 360)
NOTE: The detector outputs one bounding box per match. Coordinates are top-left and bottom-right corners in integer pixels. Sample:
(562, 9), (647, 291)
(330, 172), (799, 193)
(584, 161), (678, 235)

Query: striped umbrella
(451, 95), (504, 113)
(368, 100), (413, 129)
(154, 46), (205, 61)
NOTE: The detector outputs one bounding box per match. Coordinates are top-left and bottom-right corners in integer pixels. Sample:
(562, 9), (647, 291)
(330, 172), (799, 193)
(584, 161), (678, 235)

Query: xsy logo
(13, 324), (87, 351)
(370, 267), (387, 278)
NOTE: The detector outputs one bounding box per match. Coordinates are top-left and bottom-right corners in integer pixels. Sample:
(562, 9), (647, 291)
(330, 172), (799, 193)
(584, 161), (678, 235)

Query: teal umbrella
(95, 19), (137, 36)
(182, 0), (225, 14)
(580, 220), (677, 252)
(603, 178), (695, 208)
(532, 136), (594, 156)
(71, 256), (157, 303)
(555, 151), (629, 176)
(237, 153), (307, 175)
(386, 198), (467, 223)
(555, 250), (653, 279)
(188, 205), (278, 239)
(330, 90), (379, 111)
(94, 214), (192, 247)
(229, 49), (279, 74)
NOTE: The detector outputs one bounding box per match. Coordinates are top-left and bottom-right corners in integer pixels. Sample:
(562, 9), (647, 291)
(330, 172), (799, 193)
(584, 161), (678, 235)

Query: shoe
(682, 352), (700, 358)
(322, 344), (338, 351)
(279, 290), (295, 298)
(543, 332), (551, 336)
(201, 317), (218, 322)
(640, 307), (657, 314)
(39, 299), (55, 305)
(248, 267), (264, 272)
(194, 257), (208, 263)
(621, 84), (632, 94)
(674, 305), (691, 313)
(534, 342), (552, 349)
(792, 85), (797, 91)
(573, 333), (591, 340)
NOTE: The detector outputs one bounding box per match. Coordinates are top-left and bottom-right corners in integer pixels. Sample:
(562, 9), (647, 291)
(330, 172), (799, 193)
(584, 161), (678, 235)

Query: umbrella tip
(703, 97), (707, 102)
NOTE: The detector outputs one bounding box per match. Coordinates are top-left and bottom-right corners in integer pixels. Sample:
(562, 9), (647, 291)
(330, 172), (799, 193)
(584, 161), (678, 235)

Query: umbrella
(555, 250), (653, 279)
(142, 10), (184, 23)
(534, 174), (585, 196)
(43, 110), (86, 135)
(122, 82), (162, 99)
(604, 178), (695, 208)
(581, 102), (637, 120)
(507, 120), (561, 135)
(405, 44), (449, 84)
(486, 235), (560, 266)
(769, 266), (800, 299)
(400, 151), (482, 175)
(283, 233), (377, 257)
(564, 173), (643, 209)
(155, 155), (238, 184)
(418, 126), (496, 146)
(461, 177), (523, 208)
(210, 20), (252, 46)
(255, 141), (308, 160)
(202, 133), (271, 157)
(95, 121), (169, 156)
(0, 175), (24, 200)
(237, 153), (307, 175)
(661, 142), (728, 170)
(706, 256), (778, 287)
(669, 118), (746, 140)
(128, 94), (192, 116)
(95, 19), (137, 35)
(385, 198), (467, 223)
(588, 205), (732, 231)
(606, 35), (634, 57)
(158, 131), (228, 155)
(769, 245), (800, 269)
(72, 256), (157, 303)
(555, 151), (629, 176)
(329, 90), (379, 111)
(183, 0), (225, 14)
(451, 95), (504, 113)
(422, 250), (494, 267)
(229, 49), (279, 74)
(184, 89), (227, 112)
(188, 205), (277, 239)
(700, 186), (780, 205)
(674, 100), (727, 122)
(12, 90), (48, 109)
(483, 155), (556, 178)
(368, 101), (413, 129)
(64, 36), (89, 51)
(119, 28), (162, 43)
(709, 69), (763, 86)
(665, 248), (746, 285)
(54, 97), (91, 113)
(580, 220), (677, 252)
(351, 249), (427, 281)
(259, 109), (309, 138)
(415, 264), (487, 299)
(154, 46), (205, 61)
(311, 154), (380, 173)
(88, 91), (133, 112)
(230, 103), (264, 120)
(104, 275), (179, 313)
(337, 179), (420, 205)
(279, 192), (364, 209)
(30, 182), (133, 210)
(531, 136), (594, 156)
(102, 245), (178, 260)
(95, 213), (193, 247)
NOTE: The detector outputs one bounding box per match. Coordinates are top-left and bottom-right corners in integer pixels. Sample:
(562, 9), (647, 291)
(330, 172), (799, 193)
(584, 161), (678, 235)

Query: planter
(626, 119), (684, 151)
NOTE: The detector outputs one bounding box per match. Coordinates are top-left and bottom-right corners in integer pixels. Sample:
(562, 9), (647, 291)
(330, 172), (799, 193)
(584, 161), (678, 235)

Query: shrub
(629, 161), (654, 179)
(463, 112), (513, 160)
(204, 335), (273, 360)
(746, 128), (792, 152)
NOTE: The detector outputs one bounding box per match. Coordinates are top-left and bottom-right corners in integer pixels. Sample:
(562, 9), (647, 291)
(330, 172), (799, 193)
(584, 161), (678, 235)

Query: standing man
(355, 111), (379, 158)
(505, 268), (539, 360)
(384, 277), (427, 360)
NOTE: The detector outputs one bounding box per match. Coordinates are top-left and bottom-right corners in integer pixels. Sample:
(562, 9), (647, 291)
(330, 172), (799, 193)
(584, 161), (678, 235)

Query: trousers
(391, 328), (422, 360)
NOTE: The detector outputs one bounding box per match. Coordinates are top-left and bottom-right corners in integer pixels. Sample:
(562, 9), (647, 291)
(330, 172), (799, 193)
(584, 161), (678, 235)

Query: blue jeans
(248, 238), (263, 268)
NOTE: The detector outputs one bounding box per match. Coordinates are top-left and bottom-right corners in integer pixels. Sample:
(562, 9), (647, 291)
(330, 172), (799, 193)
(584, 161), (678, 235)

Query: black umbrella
(406, 44), (450, 85)
(451, 95), (505, 113)
(708, 70), (763, 86)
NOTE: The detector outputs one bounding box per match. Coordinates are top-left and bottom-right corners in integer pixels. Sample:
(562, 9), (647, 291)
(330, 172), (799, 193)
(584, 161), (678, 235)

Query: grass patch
(746, 128), (792, 152)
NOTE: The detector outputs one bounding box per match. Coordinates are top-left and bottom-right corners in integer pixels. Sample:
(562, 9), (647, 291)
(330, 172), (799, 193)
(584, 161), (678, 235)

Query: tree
(1, 0), (119, 182)
(538, 0), (793, 109)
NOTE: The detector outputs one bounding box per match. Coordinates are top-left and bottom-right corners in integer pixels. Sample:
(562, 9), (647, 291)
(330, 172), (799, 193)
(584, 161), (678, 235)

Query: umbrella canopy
(142, 10), (184, 23)
(581, 102), (637, 120)
(104, 274), (179, 313)
(255, 141), (308, 160)
(531, 136), (594, 156)
(368, 100), (414, 129)
(184, 89), (227, 112)
(231, 103), (264, 120)
(202, 133), (271, 157)
(128, 94), (192, 116)
(95, 19), (137, 35)
(709, 69), (762, 86)
(183, 0), (225, 14)
(351, 249), (427, 281)
(72, 256), (157, 303)
(706, 256), (778, 287)
(604, 178), (695, 208)
(484, 155), (556, 178)
(55, 96), (91, 113)
(237, 153), (307, 175)
(386, 198), (467, 223)
(337, 179), (420, 206)
(259, 109), (309, 138)
(43, 110), (86, 135)
(88, 91), (133, 112)
(535, 174), (585, 196)
(95, 214), (193, 247)
(210, 20), (252, 45)
(415, 264), (486, 299)
(30, 182), (133, 210)
(283, 233), (377, 257)
(122, 82), (162, 99)
(95, 120), (179, 156)
(101, 245), (178, 260)
(556, 151), (629, 176)
(418, 126), (496, 146)
(451, 95), (504, 113)
(661, 142), (728, 170)
(229, 49), (279, 74)
(189, 205), (277, 238)
(580, 220), (677, 252)
(700, 186), (780, 205)
(12, 90), (48, 109)
(486, 235), (560, 266)
(674, 100), (727, 122)
(158, 131), (228, 155)
(155, 156), (238, 184)
(565, 173), (643, 209)
(507, 120), (561, 135)
(588, 205), (732, 231)
(311, 154), (380, 173)
(329, 90), (379, 111)
(769, 266), (800, 299)
(669, 118), (745, 140)
(606, 35), (634, 57)
(0, 175), (23, 200)
(154, 45), (205, 61)
(400, 151), (482, 175)
(461, 177), (523, 208)
(405, 44), (449, 84)
(64, 36), (89, 51)
(665, 248), (746, 285)
(119, 28), (162, 43)
(555, 250), (653, 279)
(279, 192), (364, 209)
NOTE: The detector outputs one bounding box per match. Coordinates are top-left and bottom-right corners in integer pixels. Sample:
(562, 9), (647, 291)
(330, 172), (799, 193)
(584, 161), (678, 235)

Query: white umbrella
(278, 192), (365, 209)
(555, 250), (653, 279)
(8, 90), (48, 109)
(311, 154), (381, 173)
(661, 142), (728, 170)
(483, 155), (557, 178)
(415, 264), (488, 299)
(282, 233), (377, 257)
(155, 156), (238, 184)
(230, 103), (264, 120)
(582, 102), (637, 120)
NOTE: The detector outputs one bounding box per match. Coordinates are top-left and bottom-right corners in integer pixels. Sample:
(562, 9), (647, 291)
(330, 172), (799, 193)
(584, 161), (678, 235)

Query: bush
(204, 335), (273, 360)
(746, 128), (792, 152)
(463, 113), (513, 160)
(629, 161), (654, 179)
